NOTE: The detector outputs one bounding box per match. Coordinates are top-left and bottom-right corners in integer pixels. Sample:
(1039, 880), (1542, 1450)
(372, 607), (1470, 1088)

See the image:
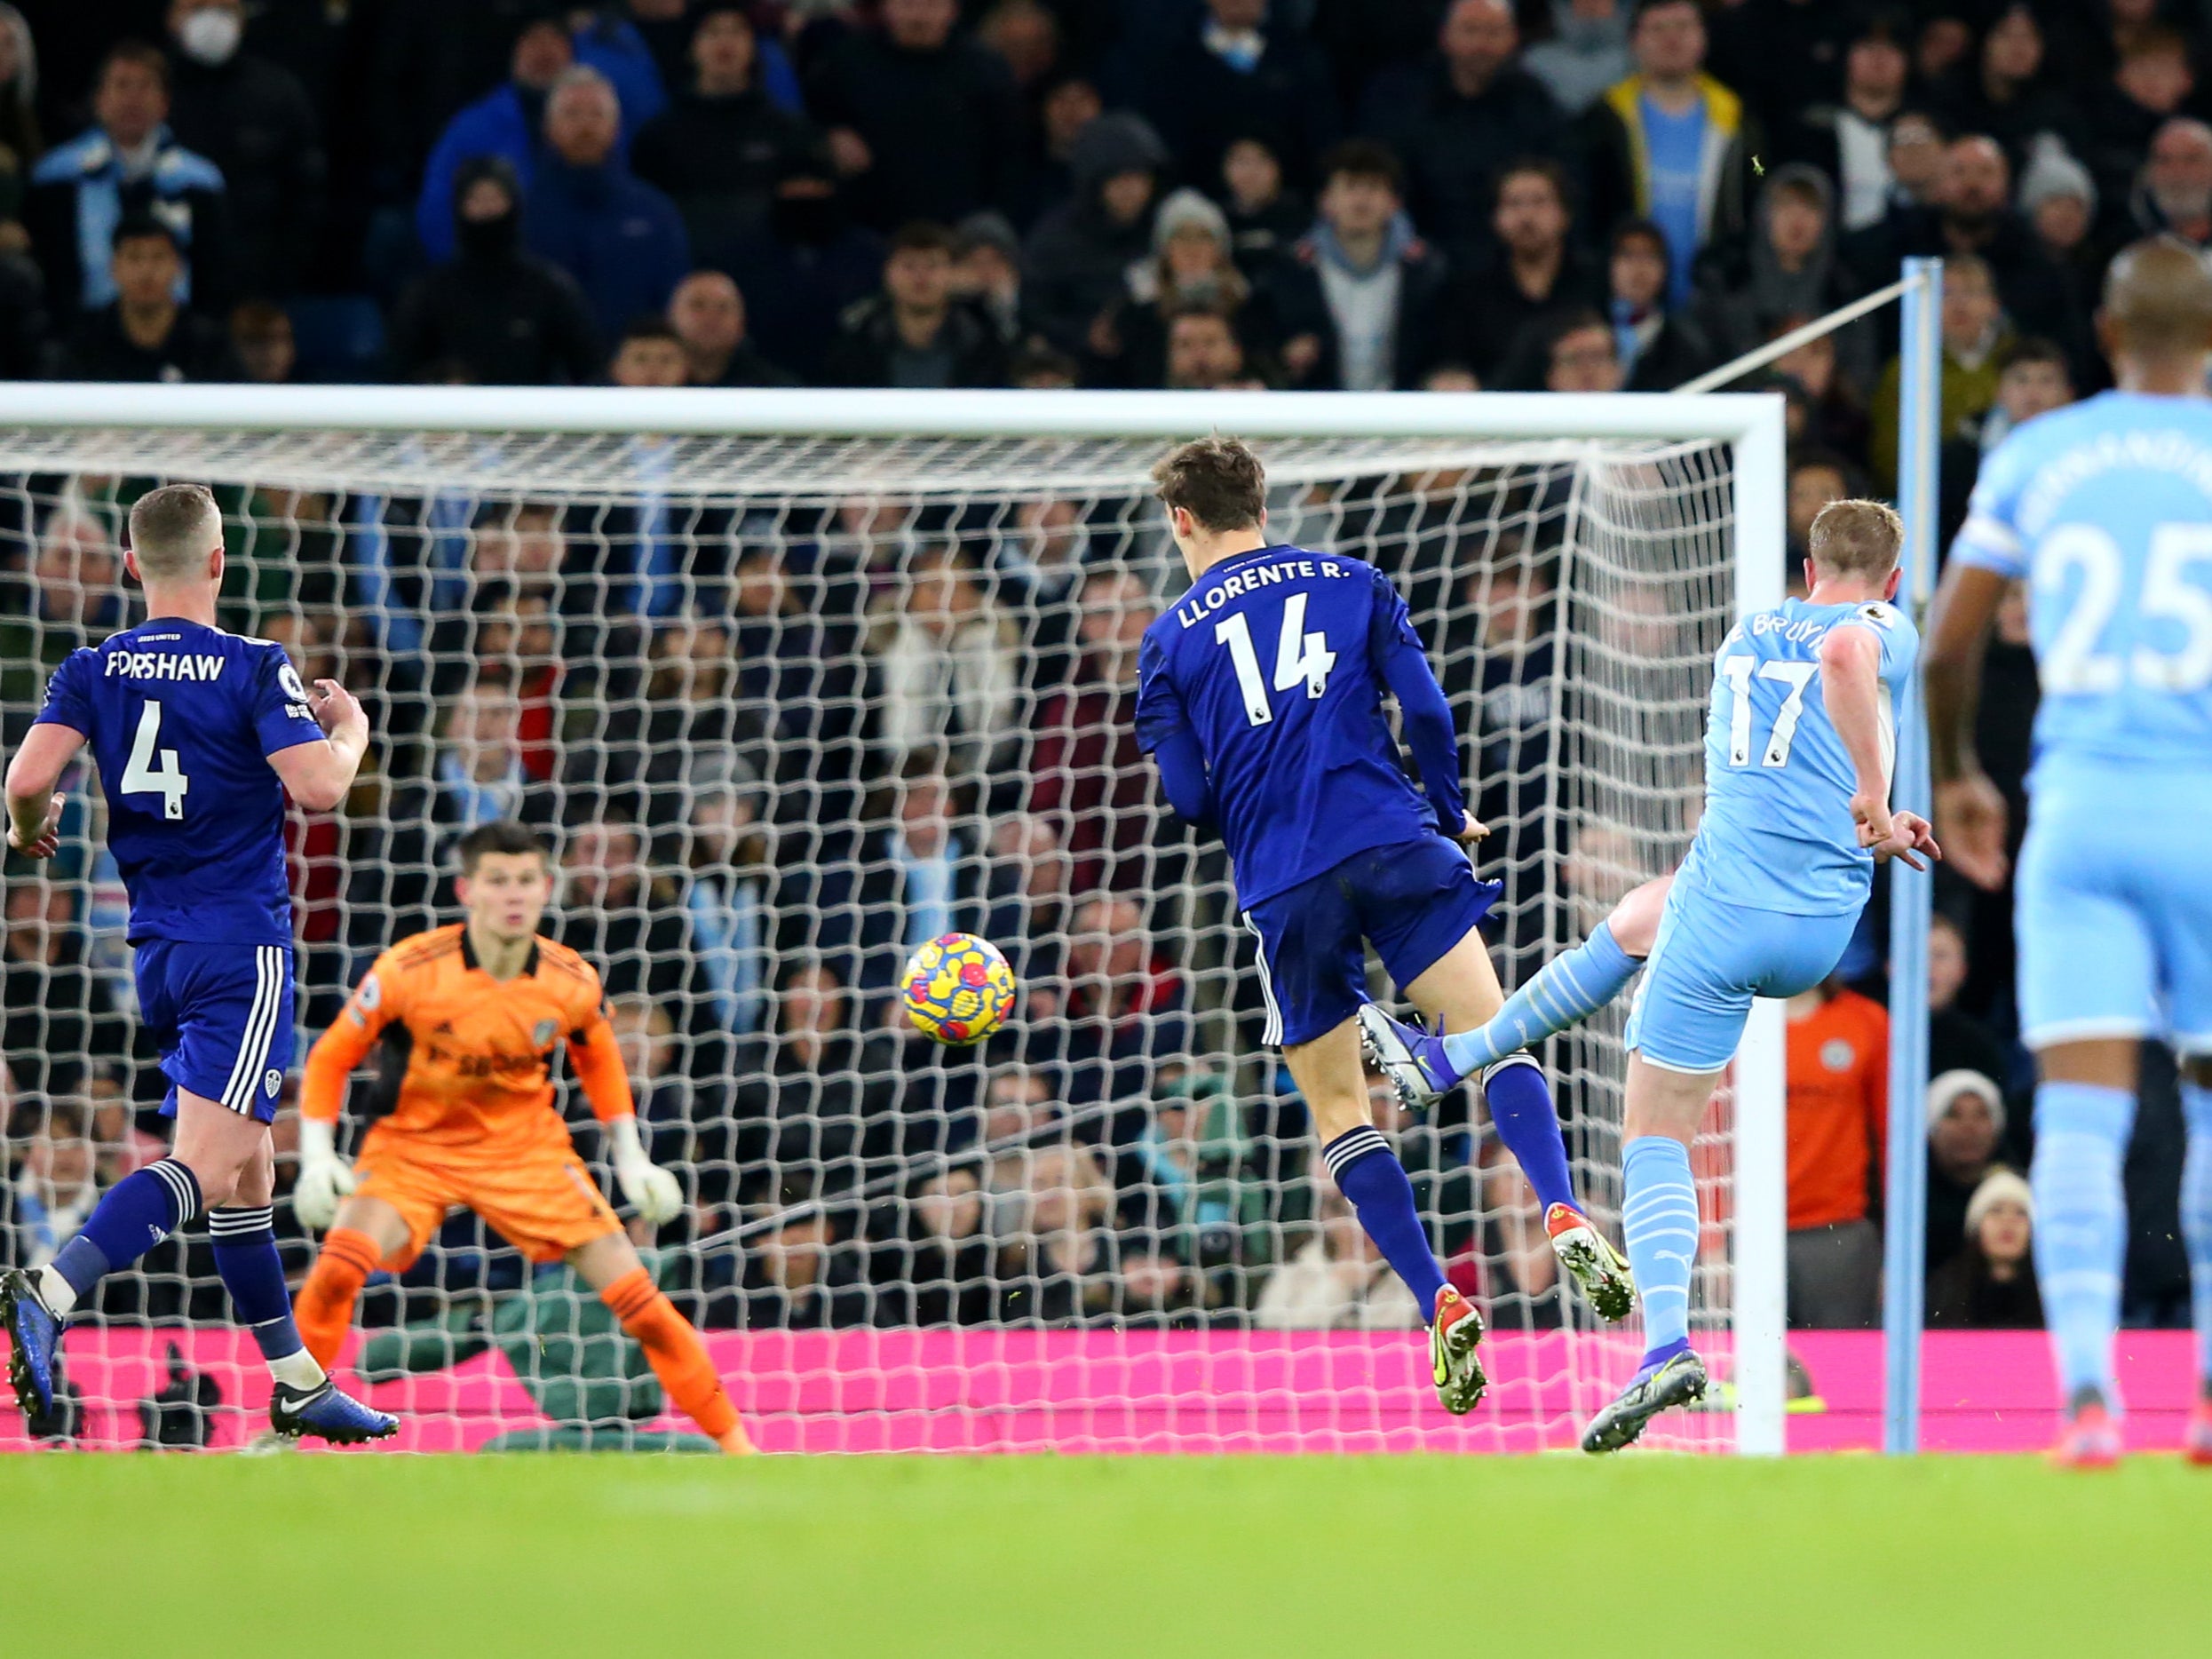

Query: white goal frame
(0, 383), (1789, 1457)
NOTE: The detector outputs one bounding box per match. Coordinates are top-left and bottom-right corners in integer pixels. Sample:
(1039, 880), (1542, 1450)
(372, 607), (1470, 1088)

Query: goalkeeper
(289, 821), (751, 1455)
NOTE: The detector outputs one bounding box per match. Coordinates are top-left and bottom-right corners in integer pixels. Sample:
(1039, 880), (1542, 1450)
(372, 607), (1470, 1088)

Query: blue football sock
(1323, 1125), (1447, 1320)
(2180, 1083), (2212, 1390)
(1479, 1054), (1576, 1213)
(41, 1157), (201, 1314)
(1621, 1135), (1700, 1362)
(1441, 921), (1640, 1076)
(2030, 1081), (2136, 1406)
(209, 1207), (322, 1387)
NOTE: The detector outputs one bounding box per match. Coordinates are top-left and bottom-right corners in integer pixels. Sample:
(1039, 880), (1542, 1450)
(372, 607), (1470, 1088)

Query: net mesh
(0, 423), (1746, 1454)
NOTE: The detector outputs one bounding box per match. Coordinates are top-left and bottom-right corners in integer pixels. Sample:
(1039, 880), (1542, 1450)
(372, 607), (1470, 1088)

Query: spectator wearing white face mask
(163, 0), (322, 300)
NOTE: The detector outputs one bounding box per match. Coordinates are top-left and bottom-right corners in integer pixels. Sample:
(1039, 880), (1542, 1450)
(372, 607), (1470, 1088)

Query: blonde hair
(1807, 497), (1903, 582)
(126, 483), (221, 581)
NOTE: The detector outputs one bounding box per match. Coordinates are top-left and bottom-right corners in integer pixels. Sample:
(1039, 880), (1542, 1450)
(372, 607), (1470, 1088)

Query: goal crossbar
(0, 385), (1784, 442)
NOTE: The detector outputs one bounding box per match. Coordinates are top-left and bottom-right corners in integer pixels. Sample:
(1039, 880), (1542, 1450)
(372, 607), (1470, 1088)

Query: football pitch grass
(5, 1452), (2208, 1657)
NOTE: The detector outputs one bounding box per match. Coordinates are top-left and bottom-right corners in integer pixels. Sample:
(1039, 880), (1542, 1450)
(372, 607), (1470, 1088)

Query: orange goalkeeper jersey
(301, 924), (633, 1150)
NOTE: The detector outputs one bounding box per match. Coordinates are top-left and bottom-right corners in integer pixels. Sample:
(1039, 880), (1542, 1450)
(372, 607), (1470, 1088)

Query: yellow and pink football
(899, 932), (1017, 1045)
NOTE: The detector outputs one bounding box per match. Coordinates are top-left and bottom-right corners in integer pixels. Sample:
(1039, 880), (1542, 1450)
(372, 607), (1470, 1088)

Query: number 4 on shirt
(1216, 594), (1338, 726)
(123, 700), (191, 820)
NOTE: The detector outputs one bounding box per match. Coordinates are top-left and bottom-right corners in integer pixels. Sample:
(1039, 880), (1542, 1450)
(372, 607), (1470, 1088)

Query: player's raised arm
(1819, 623), (1898, 846)
(1923, 558), (2013, 889)
(266, 676), (371, 814)
(1926, 399), (2037, 890)
(1367, 567), (1473, 839)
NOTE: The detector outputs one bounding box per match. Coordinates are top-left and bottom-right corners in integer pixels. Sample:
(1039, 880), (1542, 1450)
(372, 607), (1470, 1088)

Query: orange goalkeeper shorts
(353, 1125), (623, 1270)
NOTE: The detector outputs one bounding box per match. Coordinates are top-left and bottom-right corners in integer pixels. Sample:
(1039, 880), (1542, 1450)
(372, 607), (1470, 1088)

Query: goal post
(0, 385), (1788, 1456)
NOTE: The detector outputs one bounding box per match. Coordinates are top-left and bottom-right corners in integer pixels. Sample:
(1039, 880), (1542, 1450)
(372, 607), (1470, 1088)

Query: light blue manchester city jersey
(1677, 596), (1918, 917)
(1953, 390), (2212, 776)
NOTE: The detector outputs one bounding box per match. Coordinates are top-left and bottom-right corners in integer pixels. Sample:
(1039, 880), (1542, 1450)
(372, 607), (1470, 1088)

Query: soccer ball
(900, 932), (1017, 1045)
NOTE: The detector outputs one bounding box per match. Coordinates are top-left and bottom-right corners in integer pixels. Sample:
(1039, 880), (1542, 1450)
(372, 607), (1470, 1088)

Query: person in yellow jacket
(1580, 0), (1758, 307)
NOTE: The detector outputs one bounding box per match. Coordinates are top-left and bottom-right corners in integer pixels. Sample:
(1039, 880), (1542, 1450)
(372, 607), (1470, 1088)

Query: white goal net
(0, 391), (1783, 1455)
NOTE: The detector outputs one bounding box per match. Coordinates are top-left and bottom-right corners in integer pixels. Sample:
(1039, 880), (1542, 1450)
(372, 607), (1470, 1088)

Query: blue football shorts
(133, 939), (296, 1123)
(1624, 885), (1859, 1073)
(2015, 764), (2212, 1056)
(1241, 836), (1502, 1048)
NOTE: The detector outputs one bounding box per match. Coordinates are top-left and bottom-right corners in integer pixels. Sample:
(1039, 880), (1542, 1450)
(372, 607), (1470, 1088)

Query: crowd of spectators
(3, 0), (2208, 1347)
(0, 0), (2179, 424)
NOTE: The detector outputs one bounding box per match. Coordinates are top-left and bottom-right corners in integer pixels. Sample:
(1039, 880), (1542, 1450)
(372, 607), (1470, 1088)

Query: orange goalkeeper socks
(297, 1226), (381, 1371)
(600, 1266), (748, 1449)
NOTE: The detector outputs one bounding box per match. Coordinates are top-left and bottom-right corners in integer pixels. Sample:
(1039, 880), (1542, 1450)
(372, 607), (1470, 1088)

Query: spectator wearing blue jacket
(415, 16), (575, 264)
(27, 41), (230, 314)
(524, 67), (690, 345)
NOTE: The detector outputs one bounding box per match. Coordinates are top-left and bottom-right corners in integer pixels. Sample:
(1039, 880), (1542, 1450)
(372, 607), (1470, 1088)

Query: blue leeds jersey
(1134, 545), (1461, 906)
(34, 617), (326, 944)
(1677, 596), (1918, 917)
(1953, 390), (2212, 778)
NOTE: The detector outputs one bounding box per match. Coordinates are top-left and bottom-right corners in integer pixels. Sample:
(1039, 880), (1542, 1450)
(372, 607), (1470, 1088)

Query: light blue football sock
(2180, 1083), (2212, 1392)
(1442, 920), (1640, 1076)
(1621, 1135), (1700, 1363)
(2030, 1081), (2137, 1407)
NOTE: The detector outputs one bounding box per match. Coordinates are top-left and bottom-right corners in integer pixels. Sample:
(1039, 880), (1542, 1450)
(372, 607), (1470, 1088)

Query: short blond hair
(126, 483), (222, 581)
(1807, 497), (1903, 581)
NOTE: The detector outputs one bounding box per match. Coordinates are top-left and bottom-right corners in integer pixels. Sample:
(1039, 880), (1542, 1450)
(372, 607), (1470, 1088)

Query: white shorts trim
(1241, 912), (1282, 1046)
(218, 944), (284, 1115)
(1630, 1044), (1733, 1077)
(2021, 1016), (2153, 1052)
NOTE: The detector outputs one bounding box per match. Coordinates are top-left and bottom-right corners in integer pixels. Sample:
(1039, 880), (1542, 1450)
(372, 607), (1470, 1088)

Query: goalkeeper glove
(294, 1118), (357, 1231)
(608, 1115), (685, 1227)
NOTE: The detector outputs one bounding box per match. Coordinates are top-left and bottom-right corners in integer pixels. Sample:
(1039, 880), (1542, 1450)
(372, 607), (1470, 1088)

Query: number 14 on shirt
(1216, 594), (1338, 726)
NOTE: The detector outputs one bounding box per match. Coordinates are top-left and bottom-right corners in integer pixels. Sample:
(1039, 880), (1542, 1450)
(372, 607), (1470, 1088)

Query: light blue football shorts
(2016, 762), (2212, 1056)
(1624, 885), (1859, 1073)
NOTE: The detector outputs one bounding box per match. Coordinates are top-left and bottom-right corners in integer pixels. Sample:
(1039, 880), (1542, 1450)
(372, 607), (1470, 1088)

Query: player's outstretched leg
(575, 1234), (753, 1453)
(1441, 916), (1649, 1076)
(1366, 925), (1637, 1324)
(1365, 885), (1669, 1102)
(1582, 1059), (1713, 1454)
(2176, 1071), (2212, 1465)
(2031, 1074), (2136, 1467)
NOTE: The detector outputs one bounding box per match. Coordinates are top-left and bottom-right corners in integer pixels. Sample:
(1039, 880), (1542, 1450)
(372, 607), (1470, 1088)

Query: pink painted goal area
(0, 392), (1789, 1454)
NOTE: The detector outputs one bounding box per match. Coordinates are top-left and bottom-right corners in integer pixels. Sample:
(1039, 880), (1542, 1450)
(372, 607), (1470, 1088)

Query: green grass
(4, 1453), (2208, 1657)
